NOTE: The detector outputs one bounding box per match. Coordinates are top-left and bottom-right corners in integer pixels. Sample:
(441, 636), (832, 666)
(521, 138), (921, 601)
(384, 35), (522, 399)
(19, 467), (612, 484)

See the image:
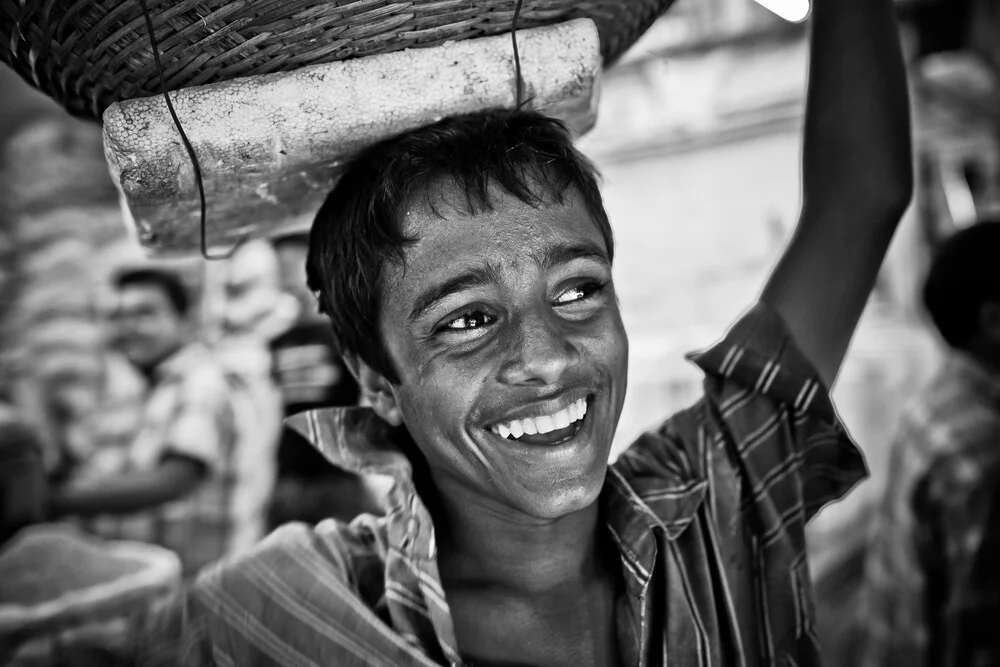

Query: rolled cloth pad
(103, 18), (602, 257)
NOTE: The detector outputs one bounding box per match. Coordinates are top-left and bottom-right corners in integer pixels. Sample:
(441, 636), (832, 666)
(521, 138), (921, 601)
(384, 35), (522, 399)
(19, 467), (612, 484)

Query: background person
(861, 219), (1000, 667)
(49, 268), (275, 577)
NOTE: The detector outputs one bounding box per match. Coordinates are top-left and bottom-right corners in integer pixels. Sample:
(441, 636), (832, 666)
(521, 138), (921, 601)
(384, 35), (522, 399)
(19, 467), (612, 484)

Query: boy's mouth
(488, 397), (589, 446)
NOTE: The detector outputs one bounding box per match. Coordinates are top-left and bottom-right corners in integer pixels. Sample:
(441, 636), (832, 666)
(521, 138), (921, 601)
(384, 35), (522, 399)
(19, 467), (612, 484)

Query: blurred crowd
(0, 232), (387, 579)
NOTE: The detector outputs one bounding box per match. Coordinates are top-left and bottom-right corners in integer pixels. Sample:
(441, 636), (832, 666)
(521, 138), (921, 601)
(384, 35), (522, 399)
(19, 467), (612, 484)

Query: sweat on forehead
(386, 183), (606, 300)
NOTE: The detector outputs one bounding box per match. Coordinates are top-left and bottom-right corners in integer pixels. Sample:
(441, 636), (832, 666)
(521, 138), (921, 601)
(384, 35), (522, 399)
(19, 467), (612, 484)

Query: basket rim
(0, 0), (675, 122)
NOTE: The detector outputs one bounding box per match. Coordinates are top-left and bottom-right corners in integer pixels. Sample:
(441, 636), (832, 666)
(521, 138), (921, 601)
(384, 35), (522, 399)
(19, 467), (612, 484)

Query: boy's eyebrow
(535, 240), (610, 271)
(408, 263), (503, 322)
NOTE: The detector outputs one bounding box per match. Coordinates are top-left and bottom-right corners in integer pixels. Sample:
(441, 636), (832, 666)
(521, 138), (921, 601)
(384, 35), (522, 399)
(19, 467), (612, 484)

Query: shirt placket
(400, 488), (465, 666)
(611, 518), (663, 667)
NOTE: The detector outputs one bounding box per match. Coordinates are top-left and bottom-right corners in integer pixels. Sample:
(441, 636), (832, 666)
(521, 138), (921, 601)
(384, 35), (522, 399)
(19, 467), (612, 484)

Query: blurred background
(0, 0), (997, 662)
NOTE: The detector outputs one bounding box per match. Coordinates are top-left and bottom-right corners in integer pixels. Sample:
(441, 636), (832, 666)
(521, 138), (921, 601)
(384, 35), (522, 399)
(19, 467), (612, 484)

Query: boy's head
(307, 109), (628, 519)
(923, 219), (1000, 364)
(110, 268), (192, 372)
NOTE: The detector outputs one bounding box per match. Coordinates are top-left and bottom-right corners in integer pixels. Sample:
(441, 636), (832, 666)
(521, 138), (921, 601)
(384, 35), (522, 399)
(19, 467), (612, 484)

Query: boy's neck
(427, 477), (614, 596)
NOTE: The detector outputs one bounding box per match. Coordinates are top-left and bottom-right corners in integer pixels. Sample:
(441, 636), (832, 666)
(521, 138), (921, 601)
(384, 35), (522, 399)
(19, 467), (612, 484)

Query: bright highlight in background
(753, 0), (811, 22)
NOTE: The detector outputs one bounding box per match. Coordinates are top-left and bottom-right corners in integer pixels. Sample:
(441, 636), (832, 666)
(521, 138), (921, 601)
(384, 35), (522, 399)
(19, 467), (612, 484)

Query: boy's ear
(343, 354), (403, 427)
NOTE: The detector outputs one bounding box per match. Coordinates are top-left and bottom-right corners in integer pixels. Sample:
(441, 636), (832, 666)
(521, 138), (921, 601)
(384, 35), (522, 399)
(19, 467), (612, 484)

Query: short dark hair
(113, 268), (190, 317)
(306, 108), (614, 384)
(922, 219), (1000, 348)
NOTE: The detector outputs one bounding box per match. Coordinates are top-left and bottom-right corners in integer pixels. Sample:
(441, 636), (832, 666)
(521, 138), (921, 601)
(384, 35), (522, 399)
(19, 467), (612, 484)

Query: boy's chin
(505, 473), (608, 521)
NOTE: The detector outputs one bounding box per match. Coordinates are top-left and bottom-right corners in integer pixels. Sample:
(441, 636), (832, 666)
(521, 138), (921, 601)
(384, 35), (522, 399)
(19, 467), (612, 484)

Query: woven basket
(1, 0), (675, 123)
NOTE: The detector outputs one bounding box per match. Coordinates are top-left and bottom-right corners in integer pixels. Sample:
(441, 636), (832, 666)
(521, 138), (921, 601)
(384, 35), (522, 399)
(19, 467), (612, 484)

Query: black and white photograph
(0, 0), (998, 665)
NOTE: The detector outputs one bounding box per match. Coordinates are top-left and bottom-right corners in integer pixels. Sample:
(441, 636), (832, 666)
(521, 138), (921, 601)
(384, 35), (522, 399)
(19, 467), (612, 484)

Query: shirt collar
(286, 407), (415, 478)
(288, 408), (462, 662)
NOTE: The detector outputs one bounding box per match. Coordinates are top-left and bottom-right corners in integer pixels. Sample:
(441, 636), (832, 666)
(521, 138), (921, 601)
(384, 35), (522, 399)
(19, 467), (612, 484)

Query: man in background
(51, 268), (275, 577)
(861, 220), (1000, 667)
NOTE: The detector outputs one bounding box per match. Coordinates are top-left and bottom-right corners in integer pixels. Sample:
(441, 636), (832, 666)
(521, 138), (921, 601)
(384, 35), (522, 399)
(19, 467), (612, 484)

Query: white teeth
(491, 397), (590, 439)
(534, 415), (556, 434)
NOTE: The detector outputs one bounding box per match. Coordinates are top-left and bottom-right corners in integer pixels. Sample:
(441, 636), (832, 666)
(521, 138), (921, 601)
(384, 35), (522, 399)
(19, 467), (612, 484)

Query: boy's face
(374, 184), (628, 519)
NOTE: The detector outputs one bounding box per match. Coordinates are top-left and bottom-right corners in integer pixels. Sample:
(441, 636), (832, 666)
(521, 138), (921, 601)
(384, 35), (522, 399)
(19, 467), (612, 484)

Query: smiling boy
(121, 0), (912, 664)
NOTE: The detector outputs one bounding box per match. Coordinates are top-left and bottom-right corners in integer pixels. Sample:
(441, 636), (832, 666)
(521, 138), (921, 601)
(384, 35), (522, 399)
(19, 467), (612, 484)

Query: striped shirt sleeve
(686, 301), (867, 522)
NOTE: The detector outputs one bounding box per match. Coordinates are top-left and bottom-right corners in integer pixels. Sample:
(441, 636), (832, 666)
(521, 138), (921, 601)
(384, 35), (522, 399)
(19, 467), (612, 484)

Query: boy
(126, 0), (912, 663)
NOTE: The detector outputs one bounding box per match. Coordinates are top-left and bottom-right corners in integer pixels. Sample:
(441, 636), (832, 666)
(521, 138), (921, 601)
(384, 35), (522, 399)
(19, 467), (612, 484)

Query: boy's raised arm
(760, 0), (913, 387)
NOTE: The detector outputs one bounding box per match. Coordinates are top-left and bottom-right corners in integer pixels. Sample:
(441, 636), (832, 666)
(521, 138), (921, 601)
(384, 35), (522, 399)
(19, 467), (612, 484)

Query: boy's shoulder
(182, 517), (393, 661)
(132, 517), (402, 667)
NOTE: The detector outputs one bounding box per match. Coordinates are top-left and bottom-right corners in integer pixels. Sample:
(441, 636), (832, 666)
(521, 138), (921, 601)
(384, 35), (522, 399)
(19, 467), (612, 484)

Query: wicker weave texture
(1, 0), (675, 122)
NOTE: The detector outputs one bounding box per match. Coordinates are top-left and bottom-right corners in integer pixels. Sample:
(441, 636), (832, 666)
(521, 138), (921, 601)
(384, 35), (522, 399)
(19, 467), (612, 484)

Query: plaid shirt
(88, 343), (280, 577)
(860, 352), (1000, 667)
(127, 302), (865, 666)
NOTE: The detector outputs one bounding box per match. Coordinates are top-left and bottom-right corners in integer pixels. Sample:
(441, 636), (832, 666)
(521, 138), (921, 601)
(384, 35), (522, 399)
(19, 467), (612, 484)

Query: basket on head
(1, 0), (676, 123)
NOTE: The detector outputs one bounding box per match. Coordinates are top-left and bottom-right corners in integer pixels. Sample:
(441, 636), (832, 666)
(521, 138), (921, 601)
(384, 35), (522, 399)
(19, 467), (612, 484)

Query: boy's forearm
(802, 0), (913, 215)
(760, 0), (914, 386)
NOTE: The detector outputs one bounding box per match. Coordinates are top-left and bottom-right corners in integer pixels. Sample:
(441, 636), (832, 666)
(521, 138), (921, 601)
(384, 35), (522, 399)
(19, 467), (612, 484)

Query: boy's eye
(554, 280), (607, 306)
(442, 311), (495, 332)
